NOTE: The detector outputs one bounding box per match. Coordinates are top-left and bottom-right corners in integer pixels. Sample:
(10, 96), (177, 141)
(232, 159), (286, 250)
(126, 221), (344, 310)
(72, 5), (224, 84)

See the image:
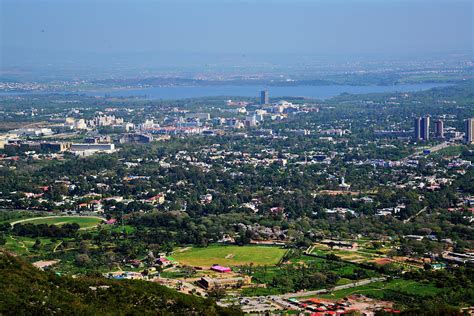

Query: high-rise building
(260, 90), (269, 105)
(421, 116), (430, 141)
(466, 118), (474, 144)
(414, 117), (421, 140)
(434, 120), (444, 138)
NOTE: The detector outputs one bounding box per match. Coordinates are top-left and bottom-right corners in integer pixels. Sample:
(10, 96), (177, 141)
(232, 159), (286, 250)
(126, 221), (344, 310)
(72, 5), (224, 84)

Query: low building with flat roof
(70, 143), (116, 156)
(198, 276), (251, 290)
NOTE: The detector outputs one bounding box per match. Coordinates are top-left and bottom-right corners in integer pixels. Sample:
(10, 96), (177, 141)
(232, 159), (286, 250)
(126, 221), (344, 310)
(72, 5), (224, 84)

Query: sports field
(10, 216), (104, 229)
(172, 245), (287, 267)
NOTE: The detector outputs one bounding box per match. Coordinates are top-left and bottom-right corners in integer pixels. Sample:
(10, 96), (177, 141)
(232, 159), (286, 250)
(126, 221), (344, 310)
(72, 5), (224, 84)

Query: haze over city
(1, 0), (473, 72)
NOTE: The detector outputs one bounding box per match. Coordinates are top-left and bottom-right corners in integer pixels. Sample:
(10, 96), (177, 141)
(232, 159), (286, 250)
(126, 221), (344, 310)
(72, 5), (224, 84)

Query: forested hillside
(0, 251), (241, 315)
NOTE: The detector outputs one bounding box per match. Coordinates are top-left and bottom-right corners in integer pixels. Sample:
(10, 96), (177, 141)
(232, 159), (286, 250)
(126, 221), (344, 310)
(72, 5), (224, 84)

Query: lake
(1, 83), (450, 100)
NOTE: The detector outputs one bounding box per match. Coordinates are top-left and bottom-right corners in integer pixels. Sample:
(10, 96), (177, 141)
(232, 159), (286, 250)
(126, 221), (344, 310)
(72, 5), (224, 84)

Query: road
(403, 206), (428, 224)
(9, 215), (106, 227)
(219, 277), (387, 313)
(404, 141), (452, 161)
(281, 277), (387, 298)
(420, 141), (451, 155)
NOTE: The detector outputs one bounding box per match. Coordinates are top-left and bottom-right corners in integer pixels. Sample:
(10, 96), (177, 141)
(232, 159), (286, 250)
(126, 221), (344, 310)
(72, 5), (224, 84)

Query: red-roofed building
(211, 265), (231, 273)
(38, 186), (49, 192)
(156, 257), (172, 267)
(270, 206), (284, 214)
(146, 193), (165, 205)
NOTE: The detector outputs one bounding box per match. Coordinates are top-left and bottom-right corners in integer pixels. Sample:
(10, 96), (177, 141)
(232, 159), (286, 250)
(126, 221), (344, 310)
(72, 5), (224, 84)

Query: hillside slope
(0, 252), (241, 315)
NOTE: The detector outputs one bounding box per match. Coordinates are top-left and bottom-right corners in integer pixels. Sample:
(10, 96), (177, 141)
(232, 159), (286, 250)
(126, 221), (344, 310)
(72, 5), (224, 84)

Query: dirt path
(9, 236), (29, 252)
(403, 206), (428, 223)
(173, 247), (191, 253)
(53, 241), (63, 253)
(10, 215), (106, 227)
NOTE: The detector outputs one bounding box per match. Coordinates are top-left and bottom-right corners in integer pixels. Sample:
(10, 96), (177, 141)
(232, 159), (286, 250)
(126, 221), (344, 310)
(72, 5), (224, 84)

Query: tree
(207, 286), (226, 300)
(161, 242), (174, 255)
(32, 239), (41, 250)
(309, 272), (327, 288)
(326, 253), (341, 261)
(371, 241), (383, 250)
(79, 241), (89, 254)
(156, 266), (163, 276)
(75, 253), (92, 267)
(182, 266), (196, 279)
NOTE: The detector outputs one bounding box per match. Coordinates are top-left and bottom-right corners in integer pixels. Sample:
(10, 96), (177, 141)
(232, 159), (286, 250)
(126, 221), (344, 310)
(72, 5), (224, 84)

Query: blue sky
(1, 0), (472, 67)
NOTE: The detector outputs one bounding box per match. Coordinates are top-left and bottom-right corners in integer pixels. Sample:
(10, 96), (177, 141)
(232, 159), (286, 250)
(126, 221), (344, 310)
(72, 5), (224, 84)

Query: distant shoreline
(0, 83), (452, 100)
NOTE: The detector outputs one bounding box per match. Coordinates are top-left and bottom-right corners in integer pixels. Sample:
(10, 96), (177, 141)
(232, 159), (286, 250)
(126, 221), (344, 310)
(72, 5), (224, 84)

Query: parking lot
(219, 296), (288, 313)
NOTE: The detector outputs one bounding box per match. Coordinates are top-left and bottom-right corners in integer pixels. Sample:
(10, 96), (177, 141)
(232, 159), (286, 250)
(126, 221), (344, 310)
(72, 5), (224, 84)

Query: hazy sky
(1, 0), (473, 68)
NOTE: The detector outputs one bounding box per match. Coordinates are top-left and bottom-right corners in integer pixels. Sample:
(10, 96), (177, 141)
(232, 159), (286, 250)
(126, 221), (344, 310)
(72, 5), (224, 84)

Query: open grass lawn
(11, 216), (104, 229)
(318, 279), (444, 300)
(172, 245), (287, 267)
(0, 210), (43, 225)
(107, 225), (136, 234)
(240, 255), (379, 297)
(290, 255), (378, 278)
(431, 145), (464, 157)
(310, 248), (327, 256)
(336, 278), (353, 286)
(3, 235), (57, 256)
(311, 244), (383, 264)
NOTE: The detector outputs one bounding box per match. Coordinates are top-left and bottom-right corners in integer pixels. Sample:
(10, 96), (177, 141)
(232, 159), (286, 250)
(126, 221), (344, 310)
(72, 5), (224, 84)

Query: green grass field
(3, 235), (58, 256)
(318, 279), (443, 300)
(430, 145), (464, 158)
(107, 224), (136, 234)
(310, 243), (388, 264)
(0, 210), (43, 225)
(11, 216), (104, 229)
(172, 245), (287, 267)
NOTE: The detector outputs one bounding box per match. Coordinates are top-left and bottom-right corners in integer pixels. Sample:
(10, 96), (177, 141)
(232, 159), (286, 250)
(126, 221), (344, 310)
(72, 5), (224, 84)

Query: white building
(70, 143), (116, 156)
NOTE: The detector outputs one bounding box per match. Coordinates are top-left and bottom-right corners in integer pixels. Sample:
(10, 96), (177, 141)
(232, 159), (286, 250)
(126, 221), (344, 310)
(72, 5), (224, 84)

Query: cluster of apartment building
(414, 116), (473, 143)
(65, 115), (134, 131)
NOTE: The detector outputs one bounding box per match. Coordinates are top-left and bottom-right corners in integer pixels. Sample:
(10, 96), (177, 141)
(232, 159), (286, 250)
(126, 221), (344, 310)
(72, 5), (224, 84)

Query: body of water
(1, 83), (450, 100)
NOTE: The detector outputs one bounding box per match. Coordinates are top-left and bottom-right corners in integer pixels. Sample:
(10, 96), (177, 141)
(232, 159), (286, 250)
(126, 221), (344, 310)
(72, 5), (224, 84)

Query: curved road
(10, 215), (106, 227)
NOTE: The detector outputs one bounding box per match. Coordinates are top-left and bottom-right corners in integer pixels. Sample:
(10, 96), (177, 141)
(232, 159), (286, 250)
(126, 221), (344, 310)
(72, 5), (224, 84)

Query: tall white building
(466, 118), (474, 144)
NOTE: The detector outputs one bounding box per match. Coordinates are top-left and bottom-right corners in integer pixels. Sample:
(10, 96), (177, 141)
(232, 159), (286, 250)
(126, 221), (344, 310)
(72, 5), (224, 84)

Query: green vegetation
(0, 81), (473, 313)
(11, 216), (104, 229)
(3, 235), (55, 256)
(0, 210), (42, 224)
(430, 145), (464, 157)
(315, 266), (474, 312)
(310, 243), (390, 265)
(172, 245), (286, 267)
(318, 279), (442, 300)
(240, 254), (378, 296)
(0, 252), (241, 315)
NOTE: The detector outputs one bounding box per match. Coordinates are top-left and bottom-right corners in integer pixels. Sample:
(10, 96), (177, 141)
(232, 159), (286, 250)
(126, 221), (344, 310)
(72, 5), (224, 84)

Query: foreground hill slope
(0, 252), (240, 315)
